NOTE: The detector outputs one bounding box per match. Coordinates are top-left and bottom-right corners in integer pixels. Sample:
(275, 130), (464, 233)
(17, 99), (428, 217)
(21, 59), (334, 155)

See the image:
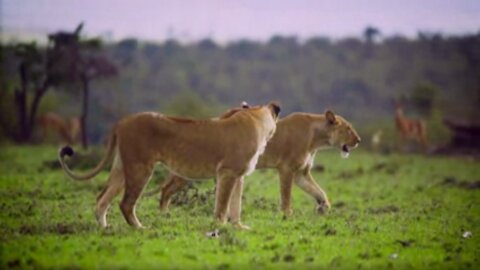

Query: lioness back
(116, 111), (268, 179)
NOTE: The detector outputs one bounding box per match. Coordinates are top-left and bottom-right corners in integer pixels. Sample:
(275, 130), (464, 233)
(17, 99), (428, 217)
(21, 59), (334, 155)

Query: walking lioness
(58, 102), (280, 229)
(157, 108), (361, 217)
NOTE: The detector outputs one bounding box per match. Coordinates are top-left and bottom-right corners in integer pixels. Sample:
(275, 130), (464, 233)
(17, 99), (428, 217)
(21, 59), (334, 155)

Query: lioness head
(325, 110), (361, 158)
(267, 101), (281, 120)
(219, 101), (280, 121)
(240, 101), (281, 119)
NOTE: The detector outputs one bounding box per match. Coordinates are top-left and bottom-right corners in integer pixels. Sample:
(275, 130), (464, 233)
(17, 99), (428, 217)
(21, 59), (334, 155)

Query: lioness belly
(161, 157), (217, 180)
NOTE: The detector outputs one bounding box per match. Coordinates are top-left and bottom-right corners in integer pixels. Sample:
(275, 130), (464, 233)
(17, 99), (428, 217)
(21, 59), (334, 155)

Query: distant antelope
(38, 112), (81, 144)
(394, 102), (428, 152)
(370, 130), (383, 152)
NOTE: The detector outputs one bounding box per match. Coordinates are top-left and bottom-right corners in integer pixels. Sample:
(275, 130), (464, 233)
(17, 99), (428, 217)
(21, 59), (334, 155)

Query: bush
(163, 90), (224, 118)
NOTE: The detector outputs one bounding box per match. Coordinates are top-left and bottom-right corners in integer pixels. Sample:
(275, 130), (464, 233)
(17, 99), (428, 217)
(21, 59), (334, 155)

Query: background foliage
(2, 31), (480, 145)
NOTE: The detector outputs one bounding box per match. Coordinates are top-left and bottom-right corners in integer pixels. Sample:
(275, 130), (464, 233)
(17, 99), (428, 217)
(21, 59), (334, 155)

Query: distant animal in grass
(371, 130), (383, 152)
(394, 102), (428, 152)
(38, 112), (81, 145)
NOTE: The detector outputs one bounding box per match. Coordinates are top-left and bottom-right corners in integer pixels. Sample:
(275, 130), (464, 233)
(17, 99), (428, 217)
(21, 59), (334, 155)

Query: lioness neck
(311, 116), (333, 150)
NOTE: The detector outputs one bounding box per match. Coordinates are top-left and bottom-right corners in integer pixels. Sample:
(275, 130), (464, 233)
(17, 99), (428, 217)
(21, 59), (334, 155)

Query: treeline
(98, 33), (479, 124)
(2, 31), (480, 144)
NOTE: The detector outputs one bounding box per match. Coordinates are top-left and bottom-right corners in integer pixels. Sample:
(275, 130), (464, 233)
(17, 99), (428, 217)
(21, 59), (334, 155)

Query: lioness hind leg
(294, 170), (331, 214)
(160, 174), (188, 212)
(120, 163), (154, 228)
(96, 154), (124, 228)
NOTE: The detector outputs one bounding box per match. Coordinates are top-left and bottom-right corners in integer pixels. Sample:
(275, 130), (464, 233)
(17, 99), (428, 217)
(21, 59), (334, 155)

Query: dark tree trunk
(14, 89), (28, 142)
(81, 75), (89, 149)
(28, 81), (49, 138)
(14, 63), (29, 142)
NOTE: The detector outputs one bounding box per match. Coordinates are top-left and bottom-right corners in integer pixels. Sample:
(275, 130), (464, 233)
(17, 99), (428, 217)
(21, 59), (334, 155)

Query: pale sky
(2, 0), (480, 43)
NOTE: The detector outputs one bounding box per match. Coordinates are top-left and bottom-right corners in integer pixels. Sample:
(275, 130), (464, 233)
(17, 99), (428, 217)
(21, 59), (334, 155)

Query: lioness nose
(356, 137), (361, 143)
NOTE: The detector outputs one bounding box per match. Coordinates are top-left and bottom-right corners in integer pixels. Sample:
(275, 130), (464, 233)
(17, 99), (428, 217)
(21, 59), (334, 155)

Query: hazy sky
(2, 0), (480, 43)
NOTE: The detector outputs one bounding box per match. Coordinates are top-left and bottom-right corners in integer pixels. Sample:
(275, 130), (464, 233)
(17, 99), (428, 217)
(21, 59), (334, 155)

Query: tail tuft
(59, 146), (75, 158)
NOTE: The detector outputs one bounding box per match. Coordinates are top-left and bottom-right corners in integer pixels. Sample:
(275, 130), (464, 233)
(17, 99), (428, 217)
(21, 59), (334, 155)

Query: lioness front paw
(136, 224), (149, 230)
(316, 201), (331, 214)
(232, 222), (251, 230)
(215, 218), (228, 228)
(282, 208), (293, 220)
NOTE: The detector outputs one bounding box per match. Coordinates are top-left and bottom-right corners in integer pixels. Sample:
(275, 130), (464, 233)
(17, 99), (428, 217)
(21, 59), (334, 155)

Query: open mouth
(341, 144), (350, 159)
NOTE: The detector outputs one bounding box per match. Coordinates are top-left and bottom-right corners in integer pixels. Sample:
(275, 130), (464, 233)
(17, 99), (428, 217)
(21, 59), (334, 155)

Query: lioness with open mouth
(58, 102), (280, 229)
(156, 106), (360, 217)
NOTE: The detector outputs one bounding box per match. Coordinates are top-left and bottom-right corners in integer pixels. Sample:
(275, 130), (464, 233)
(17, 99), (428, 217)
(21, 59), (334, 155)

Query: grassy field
(0, 145), (479, 269)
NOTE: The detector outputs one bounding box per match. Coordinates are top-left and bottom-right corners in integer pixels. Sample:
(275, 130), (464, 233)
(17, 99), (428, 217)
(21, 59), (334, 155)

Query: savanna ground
(0, 145), (479, 269)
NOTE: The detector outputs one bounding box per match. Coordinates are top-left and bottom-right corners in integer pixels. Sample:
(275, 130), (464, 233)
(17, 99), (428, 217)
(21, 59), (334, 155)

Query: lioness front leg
(279, 169), (295, 217)
(159, 174), (188, 212)
(294, 169), (331, 214)
(228, 177), (250, 230)
(214, 169), (239, 226)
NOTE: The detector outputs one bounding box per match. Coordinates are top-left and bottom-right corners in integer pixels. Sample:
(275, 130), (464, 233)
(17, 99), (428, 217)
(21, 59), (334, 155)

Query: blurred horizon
(1, 0), (480, 149)
(2, 0), (480, 44)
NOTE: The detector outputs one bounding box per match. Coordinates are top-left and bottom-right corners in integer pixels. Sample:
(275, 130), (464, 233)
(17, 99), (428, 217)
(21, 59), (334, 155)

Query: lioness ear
(325, 110), (337, 125)
(241, 101), (250, 109)
(268, 102), (281, 117)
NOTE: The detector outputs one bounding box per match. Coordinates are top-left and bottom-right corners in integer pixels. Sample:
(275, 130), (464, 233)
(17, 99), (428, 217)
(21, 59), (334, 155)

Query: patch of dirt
(332, 201), (346, 208)
(304, 257), (315, 263)
(367, 205), (399, 214)
(358, 251), (381, 260)
(271, 253), (280, 263)
(440, 177), (480, 190)
(321, 224), (337, 236)
(312, 164), (325, 172)
(395, 239), (415, 247)
(252, 198), (277, 211)
(219, 228), (247, 249)
(337, 167), (364, 180)
(283, 254), (295, 262)
(7, 259), (21, 268)
(370, 162), (399, 175)
(170, 184), (215, 207)
(18, 222), (95, 235)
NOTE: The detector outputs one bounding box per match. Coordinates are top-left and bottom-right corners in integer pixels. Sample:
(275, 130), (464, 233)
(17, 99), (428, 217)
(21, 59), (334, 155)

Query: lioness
(157, 109), (361, 216)
(58, 102), (280, 229)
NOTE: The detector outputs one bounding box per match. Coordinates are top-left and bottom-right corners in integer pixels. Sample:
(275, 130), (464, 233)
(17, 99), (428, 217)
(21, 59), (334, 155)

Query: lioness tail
(58, 132), (117, 181)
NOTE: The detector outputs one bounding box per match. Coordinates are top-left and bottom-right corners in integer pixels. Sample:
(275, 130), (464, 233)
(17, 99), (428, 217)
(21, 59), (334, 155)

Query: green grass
(0, 145), (479, 269)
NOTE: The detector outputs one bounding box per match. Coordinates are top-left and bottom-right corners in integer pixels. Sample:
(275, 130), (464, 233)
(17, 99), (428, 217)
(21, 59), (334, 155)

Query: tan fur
(58, 102), (280, 229)
(394, 103), (428, 151)
(39, 112), (81, 144)
(157, 110), (361, 217)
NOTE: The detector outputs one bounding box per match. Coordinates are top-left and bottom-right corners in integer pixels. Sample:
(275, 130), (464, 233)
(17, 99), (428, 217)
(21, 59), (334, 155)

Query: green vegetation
(1, 146), (478, 269)
(2, 32), (480, 145)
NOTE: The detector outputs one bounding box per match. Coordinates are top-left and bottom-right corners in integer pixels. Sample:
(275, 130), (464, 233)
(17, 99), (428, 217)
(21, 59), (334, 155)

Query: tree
(13, 42), (52, 142)
(163, 90), (221, 119)
(364, 26), (380, 44)
(48, 23), (117, 148)
(11, 23), (116, 147)
(409, 82), (438, 117)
